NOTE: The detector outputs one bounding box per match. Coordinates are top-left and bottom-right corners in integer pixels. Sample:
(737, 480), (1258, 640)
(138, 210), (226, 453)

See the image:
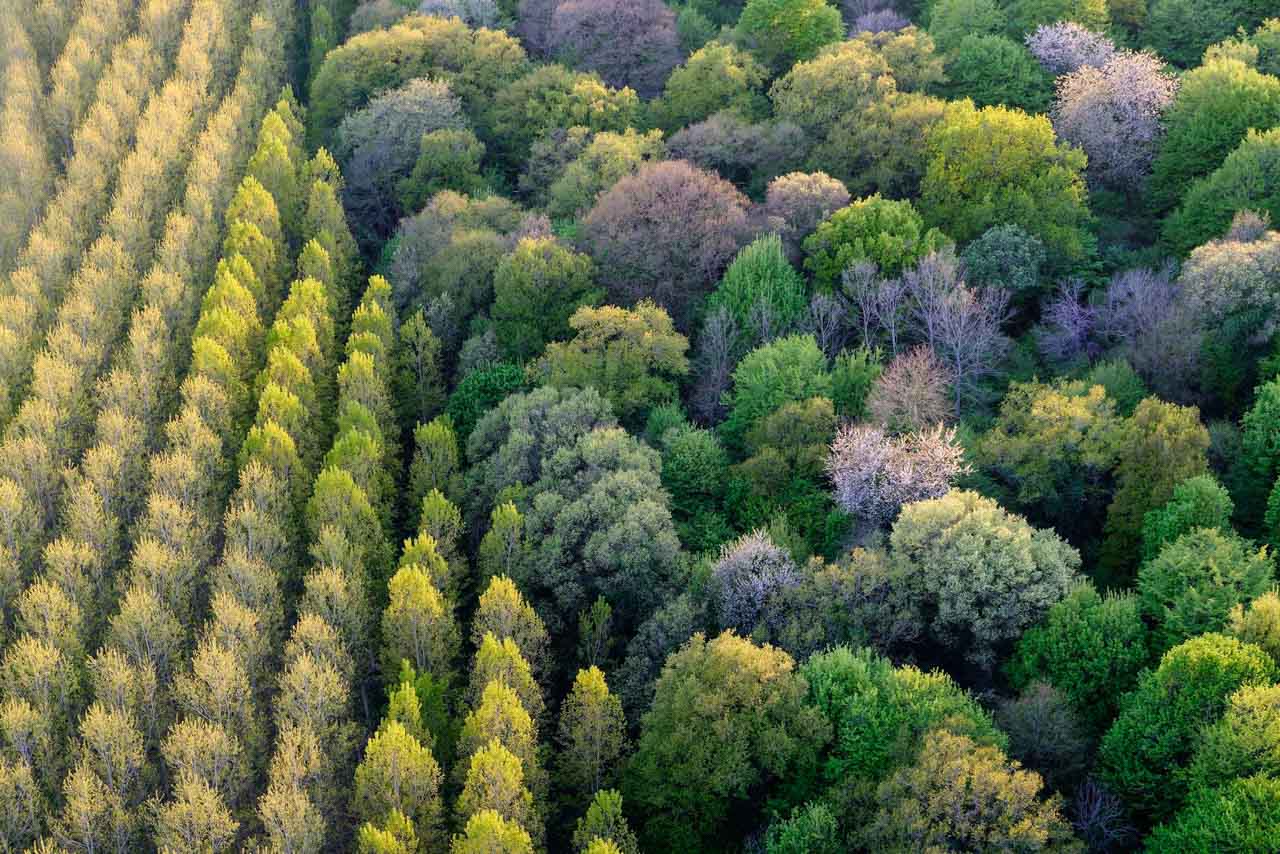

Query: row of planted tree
(0, 3), (626, 850)
(0, 0), (310, 847)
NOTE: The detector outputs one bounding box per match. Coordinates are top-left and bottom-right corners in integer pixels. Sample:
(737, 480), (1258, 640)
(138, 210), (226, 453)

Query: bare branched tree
(1038, 278), (1099, 366)
(867, 345), (951, 433)
(827, 423), (970, 528)
(689, 306), (740, 425)
(1072, 779), (1135, 853)
(904, 250), (963, 351)
(841, 261), (906, 354)
(805, 293), (847, 359)
(841, 260), (881, 349)
(1097, 265), (1178, 347)
(933, 284), (1012, 414)
(904, 252), (1010, 414)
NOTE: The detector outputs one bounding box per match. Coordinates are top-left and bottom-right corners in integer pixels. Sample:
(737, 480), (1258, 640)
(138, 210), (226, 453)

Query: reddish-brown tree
(548, 0), (682, 98)
(581, 160), (753, 330)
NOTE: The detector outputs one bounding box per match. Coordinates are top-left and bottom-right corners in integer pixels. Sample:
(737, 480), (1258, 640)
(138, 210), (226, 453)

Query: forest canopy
(2, 0), (1280, 851)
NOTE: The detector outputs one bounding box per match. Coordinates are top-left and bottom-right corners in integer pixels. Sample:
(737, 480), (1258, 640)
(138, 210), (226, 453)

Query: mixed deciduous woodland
(1, 0), (1280, 850)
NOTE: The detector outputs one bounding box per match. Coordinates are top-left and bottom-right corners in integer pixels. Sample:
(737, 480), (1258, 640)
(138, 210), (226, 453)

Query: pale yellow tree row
(47, 14), (298, 652)
(154, 128), (360, 845)
(255, 269), (388, 852)
(13, 0), (79, 77)
(0, 19), (54, 278)
(0, 0), (198, 425)
(45, 0), (148, 163)
(0, 0), (295, 848)
(0, 0), (258, 593)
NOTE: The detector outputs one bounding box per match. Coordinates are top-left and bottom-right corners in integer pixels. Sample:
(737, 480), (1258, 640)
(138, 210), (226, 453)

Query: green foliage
(1097, 633), (1276, 822)
(927, 0), (1007, 52)
(396, 308), (447, 430)
(830, 348), (882, 421)
(1102, 398), (1211, 583)
(309, 5), (339, 91)
(686, 0), (748, 27)
(38, 0), (1280, 846)
(1002, 0), (1109, 36)
(410, 416), (464, 513)
(765, 802), (841, 854)
(863, 728), (1077, 852)
(519, 426), (683, 634)
(811, 92), (948, 200)
(492, 238), (600, 363)
(1228, 589), (1280, 664)
(308, 16), (530, 150)
(477, 503), (528, 594)
(769, 40), (896, 143)
(890, 489), (1082, 670)
(451, 808), (535, 853)
(707, 234), (810, 349)
(382, 562), (459, 683)
(652, 43), (769, 132)
(1204, 307), (1277, 415)
(485, 64), (640, 170)
(731, 397), (839, 553)
(624, 632), (829, 852)
(547, 129), (666, 221)
(920, 100), (1093, 271)
(849, 27), (946, 94)
(736, 0), (844, 74)
(457, 680), (540, 793)
(938, 35), (1053, 114)
(583, 838), (624, 854)
(1146, 775), (1280, 852)
(801, 646), (1005, 808)
(1006, 583), (1149, 733)
(399, 129), (487, 213)
(674, 5), (719, 53)
(417, 226), (511, 331)
(473, 575), (549, 681)
(722, 335), (833, 450)
(1144, 0), (1268, 68)
(445, 363), (527, 441)
(1083, 359), (1146, 416)
(645, 403), (690, 445)
(1185, 683), (1280, 795)
(358, 809), (418, 854)
(556, 666), (627, 801)
(962, 225), (1047, 298)
(465, 384), (616, 524)
(1247, 18), (1280, 76)
(803, 195), (949, 287)
(534, 301), (690, 429)
(1244, 376), (1280, 513)
(1141, 475), (1235, 563)
(571, 790), (640, 854)
(1148, 59), (1280, 218)
(354, 720), (445, 849)
(468, 633), (544, 726)
(1138, 529), (1273, 655)
(742, 397), (835, 486)
(660, 425), (733, 552)
(1165, 128), (1280, 256)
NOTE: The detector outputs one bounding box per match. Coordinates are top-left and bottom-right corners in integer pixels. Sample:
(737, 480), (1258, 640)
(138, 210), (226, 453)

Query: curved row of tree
(286, 3), (1280, 850)
(44, 0), (148, 165)
(5, 0), (1280, 850)
(0, 0), (298, 847)
(0, 0), (227, 430)
(0, 18), (53, 278)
